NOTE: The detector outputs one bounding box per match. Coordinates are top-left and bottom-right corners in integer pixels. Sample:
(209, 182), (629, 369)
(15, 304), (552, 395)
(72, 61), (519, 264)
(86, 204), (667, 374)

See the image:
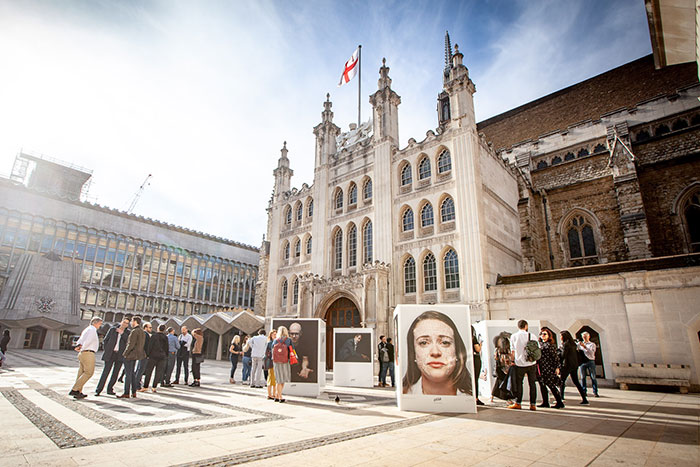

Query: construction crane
(126, 174), (152, 214)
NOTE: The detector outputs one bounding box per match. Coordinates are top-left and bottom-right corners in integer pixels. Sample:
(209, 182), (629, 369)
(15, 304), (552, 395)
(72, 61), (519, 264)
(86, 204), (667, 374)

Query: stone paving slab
(0, 349), (698, 466)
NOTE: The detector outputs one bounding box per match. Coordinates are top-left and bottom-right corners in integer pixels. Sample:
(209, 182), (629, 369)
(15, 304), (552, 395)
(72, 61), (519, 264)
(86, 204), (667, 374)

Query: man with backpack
(377, 336), (395, 387)
(508, 320), (540, 410)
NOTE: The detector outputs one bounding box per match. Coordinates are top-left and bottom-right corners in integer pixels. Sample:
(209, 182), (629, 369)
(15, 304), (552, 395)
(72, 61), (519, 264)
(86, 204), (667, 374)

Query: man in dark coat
(141, 324), (169, 391)
(119, 316), (146, 399)
(339, 334), (369, 362)
(95, 319), (131, 396)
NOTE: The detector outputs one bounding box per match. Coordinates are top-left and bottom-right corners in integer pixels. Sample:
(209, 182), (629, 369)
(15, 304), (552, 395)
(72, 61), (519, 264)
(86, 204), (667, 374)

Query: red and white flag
(338, 47), (359, 87)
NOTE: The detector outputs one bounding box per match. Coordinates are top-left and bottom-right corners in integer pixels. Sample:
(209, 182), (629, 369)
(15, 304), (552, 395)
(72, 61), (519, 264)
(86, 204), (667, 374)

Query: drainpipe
(539, 189), (555, 269)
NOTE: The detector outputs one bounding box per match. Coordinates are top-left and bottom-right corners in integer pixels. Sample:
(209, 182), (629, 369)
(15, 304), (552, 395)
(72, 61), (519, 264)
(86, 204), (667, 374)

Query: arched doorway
(576, 326), (605, 378)
(324, 297), (360, 370)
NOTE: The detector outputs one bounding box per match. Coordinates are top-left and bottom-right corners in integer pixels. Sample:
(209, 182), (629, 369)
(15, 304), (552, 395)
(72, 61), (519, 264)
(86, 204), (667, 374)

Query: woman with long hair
(537, 327), (564, 408)
(491, 332), (514, 403)
(559, 330), (589, 404)
(402, 311), (472, 396)
(229, 334), (242, 384)
(272, 326), (293, 402)
(241, 335), (252, 385)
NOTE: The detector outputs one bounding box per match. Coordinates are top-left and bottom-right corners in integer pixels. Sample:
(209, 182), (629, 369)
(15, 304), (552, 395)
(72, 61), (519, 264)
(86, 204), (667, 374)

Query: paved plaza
(0, 350), (697, 466)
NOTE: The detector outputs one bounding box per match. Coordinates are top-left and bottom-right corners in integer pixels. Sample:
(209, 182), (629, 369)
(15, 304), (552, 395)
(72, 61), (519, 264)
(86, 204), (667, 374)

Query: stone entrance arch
(317, 293), (361, 370)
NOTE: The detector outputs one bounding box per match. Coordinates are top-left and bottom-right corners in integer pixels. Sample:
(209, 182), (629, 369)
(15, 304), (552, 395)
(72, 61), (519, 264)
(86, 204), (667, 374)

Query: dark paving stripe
(1, 388), (286, 449)
(176, 414), (441, 466)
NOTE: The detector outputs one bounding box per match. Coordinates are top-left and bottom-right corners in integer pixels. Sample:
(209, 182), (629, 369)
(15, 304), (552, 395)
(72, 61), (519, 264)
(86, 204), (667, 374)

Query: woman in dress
(537, 327), (564, 408)
(491, 332), (514, 403)
(272, 326), (293, 402)
(559, 330), (589, 404)
(229, 335), (243, 384)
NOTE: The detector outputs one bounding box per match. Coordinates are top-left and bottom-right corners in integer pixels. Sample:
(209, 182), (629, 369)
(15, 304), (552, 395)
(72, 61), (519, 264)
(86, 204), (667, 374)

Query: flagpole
(357, 44), (362, 127)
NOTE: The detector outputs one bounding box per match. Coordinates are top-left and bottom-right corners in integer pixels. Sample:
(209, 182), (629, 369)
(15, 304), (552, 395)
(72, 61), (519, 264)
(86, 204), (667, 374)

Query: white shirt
(180, 333), (193, 351)
(510, 330), (537, 367)
(114, 331), (122, 351)
(77, 325), (99, 352)
(250, 335), (268, 358)
(578, 341), (596, 360)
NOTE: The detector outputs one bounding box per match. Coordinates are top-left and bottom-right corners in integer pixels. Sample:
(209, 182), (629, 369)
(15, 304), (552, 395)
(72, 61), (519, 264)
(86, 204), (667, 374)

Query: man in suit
(118, 316), (146, 399)
(339, 334), (369, 362)
(95, 318), (131, 396)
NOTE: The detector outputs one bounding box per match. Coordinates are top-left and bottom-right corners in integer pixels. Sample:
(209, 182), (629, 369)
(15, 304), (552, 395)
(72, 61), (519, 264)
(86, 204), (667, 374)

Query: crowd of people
(488, 319), (599, 410)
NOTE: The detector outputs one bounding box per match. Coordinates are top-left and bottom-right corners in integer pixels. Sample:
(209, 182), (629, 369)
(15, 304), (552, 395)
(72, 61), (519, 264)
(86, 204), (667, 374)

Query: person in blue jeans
(242, 335), (252, 384)
(577, 332), (599, 397)
(378, 336), (395, 387)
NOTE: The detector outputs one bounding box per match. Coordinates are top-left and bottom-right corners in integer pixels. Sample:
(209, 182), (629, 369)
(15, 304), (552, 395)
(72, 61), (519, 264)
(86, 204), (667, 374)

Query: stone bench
(613, 362), (691, 393)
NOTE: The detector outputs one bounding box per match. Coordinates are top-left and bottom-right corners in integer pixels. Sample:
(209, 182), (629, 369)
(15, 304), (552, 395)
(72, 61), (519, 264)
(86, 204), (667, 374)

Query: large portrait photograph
(394, 304), (476, 413)
(271, 318), (319, 384)
(334, 330), (372, 363)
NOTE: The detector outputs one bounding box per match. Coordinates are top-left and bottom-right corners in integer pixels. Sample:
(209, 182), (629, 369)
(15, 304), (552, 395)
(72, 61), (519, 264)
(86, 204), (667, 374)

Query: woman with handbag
(271, 326), (295, 402)
(265, 329), (277, 400)
(229, 335), (243, 384)
(189, 328), (204, 387)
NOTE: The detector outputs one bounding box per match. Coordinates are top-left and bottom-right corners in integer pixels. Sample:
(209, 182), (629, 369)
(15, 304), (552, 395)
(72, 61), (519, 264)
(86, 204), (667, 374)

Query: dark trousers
(95, 356), (122, 394)
(191, 354), (201, 380)
(123, 359), (137, 395)
(164, 352), (177, 384)
(229, 355), (239, 379)
(473, 355), (482, 398)
(143, 357), (166, 388)
(135, 357), (147, 390)
(176, 351), (190, 383)
(560, 367), (588, 402)
(514, 365), (537, 405)
(379, 361), (395, 386)
(538, 380), (564, 406)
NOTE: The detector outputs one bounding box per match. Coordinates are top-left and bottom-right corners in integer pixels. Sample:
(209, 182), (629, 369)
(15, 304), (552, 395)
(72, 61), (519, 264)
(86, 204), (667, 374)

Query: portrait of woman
(402, 310), (472, 396)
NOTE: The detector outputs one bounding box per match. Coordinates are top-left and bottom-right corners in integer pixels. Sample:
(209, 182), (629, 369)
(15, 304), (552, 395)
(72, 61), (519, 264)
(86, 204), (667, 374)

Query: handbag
(289, 347), (298, 365)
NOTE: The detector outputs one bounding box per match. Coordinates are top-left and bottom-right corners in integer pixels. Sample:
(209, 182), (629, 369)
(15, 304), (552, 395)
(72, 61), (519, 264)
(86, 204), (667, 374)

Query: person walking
(135, 321), (152, 390)
(578, 332), (599, 398)
(472, 326), (484, 406)
(508, 320), (539, 410)
(162, 327), (180, 387)
(189, 328), (204, 387)
(0, 329), (10, 355)
(141, 324), (169, 393)
(174, 326), (193, 385)
(95, 318), (130, 396)
(229, 335), (242, 384)
(69, 317), (103, 399)
(272, 326), (293, 402)
(491, 333), (514, 404)
(249, 329), (267, 388)
(265, 329), (277, 400)
(536, 327), (565, 409)
(241, 336), (252, 384)
(559, 330), (589, 405)
(119, 316), (146, 399)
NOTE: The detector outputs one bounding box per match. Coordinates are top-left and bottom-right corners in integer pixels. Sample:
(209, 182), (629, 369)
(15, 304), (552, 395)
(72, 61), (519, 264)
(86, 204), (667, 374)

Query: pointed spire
(277, 141), (289, 168)
(444, 31), (453, 77)
(321, 93), (334, 123)
(452, 43), (463, 67)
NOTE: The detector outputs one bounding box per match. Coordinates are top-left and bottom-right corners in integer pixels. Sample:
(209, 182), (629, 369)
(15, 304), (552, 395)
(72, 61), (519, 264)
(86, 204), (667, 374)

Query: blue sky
(0, 0), (651, 247)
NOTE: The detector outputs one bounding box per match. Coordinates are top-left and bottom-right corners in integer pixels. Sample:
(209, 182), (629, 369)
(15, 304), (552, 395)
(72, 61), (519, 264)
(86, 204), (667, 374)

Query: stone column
(216, 333), (223, 361)
(44, 330), (61, 350)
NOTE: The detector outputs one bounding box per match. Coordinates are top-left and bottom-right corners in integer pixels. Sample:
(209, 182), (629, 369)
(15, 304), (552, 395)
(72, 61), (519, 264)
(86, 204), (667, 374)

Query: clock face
(36, 296), (55, 313)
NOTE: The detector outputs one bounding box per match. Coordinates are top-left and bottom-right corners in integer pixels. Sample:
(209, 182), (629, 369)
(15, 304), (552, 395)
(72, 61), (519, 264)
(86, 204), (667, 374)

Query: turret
(313, 93), (341, 167)
(369, 58), (401, 144)
(439, 32), (476, 128)
(273, 141), (293, 199)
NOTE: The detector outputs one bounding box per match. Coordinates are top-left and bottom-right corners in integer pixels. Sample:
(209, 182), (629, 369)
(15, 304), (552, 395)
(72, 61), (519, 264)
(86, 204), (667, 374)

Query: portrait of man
(335, 331), (371, 363)
(271, 319), (318, 383)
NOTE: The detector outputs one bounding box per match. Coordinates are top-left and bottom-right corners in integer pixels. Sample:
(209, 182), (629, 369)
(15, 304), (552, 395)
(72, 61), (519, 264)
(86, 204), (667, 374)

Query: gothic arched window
(421, 203), (434, 227)
(283, 241), (290, 260)
(294, 238), (300, 257)
(284, 206), (292, 225)
(441, 197), (455, 222)
(363, 220), (373, 264)
(444, 249), (459, 289)
(335, 189), (343, 209)
(401, 164), (412, 186)
(349, 183), (357, 205)
(567, 215), (598, 264)
(402, 208), (414, 231)
(295, 203), (302, 222)
(682, 188), (700, 252)
(363, 179), (373, 200)
(404, 256), (416, 294)
(292, 278), (299, 305)
(307, 199), (314, 218)
(334, 229), (342, 270)
(306, 236), (312, 255)
(348, 225), (357, 267)
(281, 279), (287, 307)
(437, 149), (452, 173)
(423, 253), (437, 292)
(418, 157), (431, 180)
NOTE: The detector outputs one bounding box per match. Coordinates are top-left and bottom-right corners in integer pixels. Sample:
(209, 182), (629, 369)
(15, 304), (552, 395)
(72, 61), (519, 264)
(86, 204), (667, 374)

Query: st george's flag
(338, 47), (360, 87)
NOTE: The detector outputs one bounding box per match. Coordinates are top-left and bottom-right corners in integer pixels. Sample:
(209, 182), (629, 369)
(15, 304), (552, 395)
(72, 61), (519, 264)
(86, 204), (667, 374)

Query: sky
(0, 0), (652, 248)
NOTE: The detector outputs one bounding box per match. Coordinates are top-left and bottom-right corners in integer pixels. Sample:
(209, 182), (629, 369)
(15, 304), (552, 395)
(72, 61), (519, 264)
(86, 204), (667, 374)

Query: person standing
(241, 336), (252, 384)
(272, 326), (293, 402)
(249, 329), (268, 388)
(536, 327), (565, 409)
(95, 318), (130, 396)
(141, 324), (169, 392)
(162, 327), (180, 387)
(119, 316), (145, 399)
(174, 326), (193, 385)
(472, 326), (484, 406)
(69, 317), (103, 399)
(491, 333), (514, 403)
(508, 320), (539, 410)
(189, 328), (204, 387)
(559, 330), (589, 405)
(578, 332), (599, 398)
(229, 335), (242, 384)
(135, 321), (152, 390)
(265, 329), (277, 400)
(0, 329), (10, 355)
(378, 336), (390, 387)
